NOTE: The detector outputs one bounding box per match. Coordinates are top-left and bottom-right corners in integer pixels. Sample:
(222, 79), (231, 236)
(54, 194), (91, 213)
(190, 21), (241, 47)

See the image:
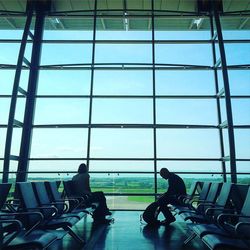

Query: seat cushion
(202, 234), (250, 250)
(192, 224), (229, 238)
(4, 230), (57, 249)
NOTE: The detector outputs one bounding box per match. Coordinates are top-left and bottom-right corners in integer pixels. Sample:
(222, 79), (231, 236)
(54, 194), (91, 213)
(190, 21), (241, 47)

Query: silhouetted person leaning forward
(72, 163), (112, 224)
(157, 168), (186, 225)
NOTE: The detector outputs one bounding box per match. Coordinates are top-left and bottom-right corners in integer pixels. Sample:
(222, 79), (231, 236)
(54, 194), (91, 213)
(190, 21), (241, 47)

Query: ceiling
(0, 0), (249, 30)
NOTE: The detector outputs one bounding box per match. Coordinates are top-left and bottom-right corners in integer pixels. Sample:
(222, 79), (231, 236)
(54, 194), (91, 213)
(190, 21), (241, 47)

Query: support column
(16, 1), (49, 182)
(2, 5), (34, 183)
(212, 3), (237, 183)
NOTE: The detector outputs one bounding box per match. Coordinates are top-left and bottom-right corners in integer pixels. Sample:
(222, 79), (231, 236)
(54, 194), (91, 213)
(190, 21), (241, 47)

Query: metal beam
(213, 3), (237, 183)
(238, 17), (249, 29)
(2, 7), (33, 183)
(16, 2), (47, 182)
(209, 14), (226, 182)
(86, 0), (97, 169)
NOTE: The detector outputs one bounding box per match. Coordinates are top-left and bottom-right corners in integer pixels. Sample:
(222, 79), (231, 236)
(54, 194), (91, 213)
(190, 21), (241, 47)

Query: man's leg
(157, 193), (176, 224)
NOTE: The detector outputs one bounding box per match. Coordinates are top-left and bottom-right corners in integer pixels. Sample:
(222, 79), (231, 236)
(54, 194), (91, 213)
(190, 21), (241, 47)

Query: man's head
(78, 163), (88, 174)
(160, 168), (170, 179)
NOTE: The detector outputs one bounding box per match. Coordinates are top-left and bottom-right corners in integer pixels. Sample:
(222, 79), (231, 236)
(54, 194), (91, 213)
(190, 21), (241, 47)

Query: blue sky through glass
(0, 28), (249, 175)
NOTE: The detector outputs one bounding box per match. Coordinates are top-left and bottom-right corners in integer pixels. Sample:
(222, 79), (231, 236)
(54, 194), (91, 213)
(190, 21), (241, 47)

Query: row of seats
(172, 181), (250, 250)
(0, 181), (97, 249)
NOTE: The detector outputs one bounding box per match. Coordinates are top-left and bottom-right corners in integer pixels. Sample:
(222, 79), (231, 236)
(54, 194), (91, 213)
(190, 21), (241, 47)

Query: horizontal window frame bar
(1, 39), (250, 44)
(1, 171), (250, 175)
(1, 158), (249, 161)
(1, 10), (249, 18)
(27, 157), (227, 161)
(1, 66), (249, 71)
(1, 125), (250, 129)
(2, 95), (250, 99)
(30, 124), (219, 129)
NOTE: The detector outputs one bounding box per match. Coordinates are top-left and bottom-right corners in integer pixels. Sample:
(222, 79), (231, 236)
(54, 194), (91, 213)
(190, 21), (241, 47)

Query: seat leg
(183, 232), (197, 246)
(64, 226), (85, 245)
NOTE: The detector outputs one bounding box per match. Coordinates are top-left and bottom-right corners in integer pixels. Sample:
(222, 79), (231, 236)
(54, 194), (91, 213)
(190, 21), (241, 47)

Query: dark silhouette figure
(157, 168), (186, 225)
(72, 163), (112, 224)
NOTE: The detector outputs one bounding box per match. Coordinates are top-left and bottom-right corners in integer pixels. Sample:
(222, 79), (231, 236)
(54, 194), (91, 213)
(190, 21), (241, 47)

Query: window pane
(34, 98), (89, 124)
(11, 128), (22, 156)
(156, 99), (217, 125)
(89, 160), (154, 172)
(15, 97), (25, 123)
(43, 21), (93, 39)
(157, 161), (223, 173)
(0, 43), (19, 64)
(107, 195), (153, 210)
(157, 129), (220, 158)
(222, 129), (229, 157)
(95, 44), (152, 63)
(156, 70), (215, 95)
(38, 70), (91, 95)
(90, 128), (154, 158)
(0, 129), (7, 158)
(154, 29), (211, 40)
(28, 160), (85, 172)
(30, 128), (88, 158)
(236, 162), (250, 174)
(94, 70), (152, 95)
(0, 99), (10, 125)
(155, 44), (212, 65)
(41, 44), (92, 64)
(0, 70), (15, 95)
(0, 29), (25, 39)
(9, 160), (18, 172)
(229, 70), (250, 95)
(92, 99), (153, 124)
(235, 129), (250, 159)
(96, 29), (152, 40)
(232, 99), (250, 125)
(222, 30), (250, 39)
(219, 98), (227, 123)
(225, 44), (250, 65)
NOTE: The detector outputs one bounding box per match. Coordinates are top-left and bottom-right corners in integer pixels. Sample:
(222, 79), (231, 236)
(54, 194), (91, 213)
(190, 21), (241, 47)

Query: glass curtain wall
(1, 1), (250, 209)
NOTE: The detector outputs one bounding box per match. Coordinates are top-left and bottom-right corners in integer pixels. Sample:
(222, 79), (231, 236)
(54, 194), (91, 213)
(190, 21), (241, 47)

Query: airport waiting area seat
(201, 185), (250, 250)
(173, 181), (212, 215)
(0, 181), (101, 249)
(62, 180), (99, 214)
(177, 182), (250, 250)
(1, 180), (250, 250)
(0, 183), (58, 249)
(171, 181), (204, 212)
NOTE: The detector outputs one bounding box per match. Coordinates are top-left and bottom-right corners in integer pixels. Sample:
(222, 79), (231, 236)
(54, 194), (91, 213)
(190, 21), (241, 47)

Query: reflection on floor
(61, 211), (208, 250)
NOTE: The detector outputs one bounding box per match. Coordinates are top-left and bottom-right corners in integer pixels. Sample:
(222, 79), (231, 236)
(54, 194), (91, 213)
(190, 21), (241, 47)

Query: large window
(1, 2), (250, 209)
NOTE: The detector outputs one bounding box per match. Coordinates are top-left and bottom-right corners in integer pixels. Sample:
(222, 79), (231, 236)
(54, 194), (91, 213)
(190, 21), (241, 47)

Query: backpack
(141, 201), (161, 225)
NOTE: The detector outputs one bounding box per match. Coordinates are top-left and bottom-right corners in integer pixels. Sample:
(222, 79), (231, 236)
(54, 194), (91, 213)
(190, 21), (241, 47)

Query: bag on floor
(141, 201), (160, 225)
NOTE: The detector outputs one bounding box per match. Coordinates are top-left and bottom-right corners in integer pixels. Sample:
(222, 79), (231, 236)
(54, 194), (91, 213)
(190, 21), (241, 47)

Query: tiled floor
(60, 211), (208, 250)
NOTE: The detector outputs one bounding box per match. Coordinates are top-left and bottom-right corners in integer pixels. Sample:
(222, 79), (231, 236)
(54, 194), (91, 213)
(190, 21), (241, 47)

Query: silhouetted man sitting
(157, 168), (186, 225)
(72, 163), (112, 224)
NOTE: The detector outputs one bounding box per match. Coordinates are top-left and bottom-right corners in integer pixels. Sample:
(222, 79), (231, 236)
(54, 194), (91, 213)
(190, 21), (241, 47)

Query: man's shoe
(160, 217), (176, 226)
(93, 218), (114, 225)
(105, 210), (112, 216)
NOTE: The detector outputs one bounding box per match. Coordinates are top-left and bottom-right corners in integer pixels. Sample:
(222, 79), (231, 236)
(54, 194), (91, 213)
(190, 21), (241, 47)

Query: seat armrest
(0, 211), (44, 221)
(217, 213), (250, 225)
(26, 206), (58, 219)
(51, 201), (68, 212)
(205, 207), (235, 216)
(235, 222), (250, 239)
(0, 219), (23, 246)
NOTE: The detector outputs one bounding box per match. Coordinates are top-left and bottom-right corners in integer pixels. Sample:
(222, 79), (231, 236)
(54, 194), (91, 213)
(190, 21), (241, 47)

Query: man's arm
(86, 174), (92, 193)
